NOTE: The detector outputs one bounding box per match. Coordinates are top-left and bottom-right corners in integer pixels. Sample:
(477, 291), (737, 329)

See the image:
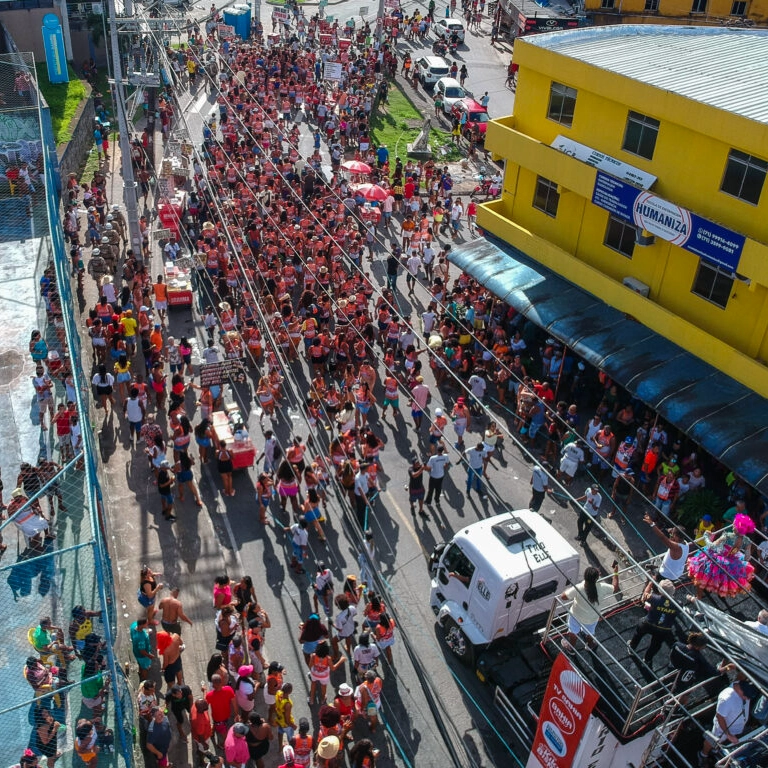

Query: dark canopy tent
(450, 235), (768, 496)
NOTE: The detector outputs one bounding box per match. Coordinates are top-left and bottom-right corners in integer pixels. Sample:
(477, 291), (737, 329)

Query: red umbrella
(353, 183), (391, 202)
(342, 160), (373, 174)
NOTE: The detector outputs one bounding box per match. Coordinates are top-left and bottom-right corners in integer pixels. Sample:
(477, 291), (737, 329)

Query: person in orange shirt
(190, 698), (213, 755)
(150, 324), (164, 357)
(153, 275), (169, 327)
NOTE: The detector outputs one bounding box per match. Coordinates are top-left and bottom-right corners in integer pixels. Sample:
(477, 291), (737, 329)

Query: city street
(99, 6), (661, 768)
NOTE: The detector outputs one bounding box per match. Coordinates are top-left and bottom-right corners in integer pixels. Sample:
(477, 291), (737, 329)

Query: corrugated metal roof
(449, 235), (768, 495)
(524, 25), (768, 126)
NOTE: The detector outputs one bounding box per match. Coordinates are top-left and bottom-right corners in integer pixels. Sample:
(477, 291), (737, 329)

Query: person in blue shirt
(376, 144), (389, 168)
(130, 618), (155, 681)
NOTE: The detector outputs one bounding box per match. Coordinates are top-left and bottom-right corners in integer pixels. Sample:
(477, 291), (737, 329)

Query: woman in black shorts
(217, 440), (235, 497)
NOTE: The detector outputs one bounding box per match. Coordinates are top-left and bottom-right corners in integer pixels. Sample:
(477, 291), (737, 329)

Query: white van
(430, 510), (580, 663)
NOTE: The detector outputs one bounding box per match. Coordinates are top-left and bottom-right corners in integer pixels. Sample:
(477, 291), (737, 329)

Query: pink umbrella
(342, 160), (373, 174)
(353, 183), (391, 202)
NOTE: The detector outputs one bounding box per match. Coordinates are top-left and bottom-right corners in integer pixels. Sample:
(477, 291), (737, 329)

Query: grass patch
(370, 83), (463, 164)
(35, 63), (88, 145)
(80, 145), (102, 186)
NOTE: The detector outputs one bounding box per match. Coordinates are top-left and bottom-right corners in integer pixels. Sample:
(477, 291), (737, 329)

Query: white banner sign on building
(551, 135), (657, 190)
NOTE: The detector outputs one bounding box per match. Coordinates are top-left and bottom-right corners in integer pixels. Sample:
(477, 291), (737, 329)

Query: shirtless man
(158, 587), (193, 635)
(157, 629), (185, 688)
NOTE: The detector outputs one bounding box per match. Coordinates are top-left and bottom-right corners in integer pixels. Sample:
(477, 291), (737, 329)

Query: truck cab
(430, 510), (580, 664)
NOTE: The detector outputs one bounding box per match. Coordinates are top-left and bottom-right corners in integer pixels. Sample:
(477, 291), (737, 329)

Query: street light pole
(107, 0), (142, 261)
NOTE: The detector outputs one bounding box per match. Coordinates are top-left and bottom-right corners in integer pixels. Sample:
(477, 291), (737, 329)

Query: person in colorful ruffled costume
(687, 513), (756, 599)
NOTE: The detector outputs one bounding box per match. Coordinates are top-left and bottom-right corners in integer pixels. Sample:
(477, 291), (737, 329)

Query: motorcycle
(432, 39), (448, 56)
(472, 176), (492, 197)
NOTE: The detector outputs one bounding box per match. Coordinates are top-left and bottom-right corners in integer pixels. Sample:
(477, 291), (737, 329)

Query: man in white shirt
(422, 243), (435, 281)
(468, 371), (487, 410)
(425, 445), (451, 505)
(405, 252), (422, 293)
(465, 442), (486, 498)
(576, 484), (602, 542)
(421, 304), (437, 342)
(744, 609), (768, 636)
(529, 463), (552, 512)
(699, 679), (758, 764)
(398, 321), (416, 354)
(558, 441), (584, 486)
(354, 466), (377, 527)
(201, 339), (221, 365)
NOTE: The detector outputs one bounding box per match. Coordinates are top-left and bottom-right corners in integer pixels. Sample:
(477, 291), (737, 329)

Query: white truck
(430, 509), (580, 664)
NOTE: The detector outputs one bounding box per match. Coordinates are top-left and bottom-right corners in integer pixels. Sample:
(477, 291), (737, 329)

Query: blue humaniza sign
(591, 171), (744, 272)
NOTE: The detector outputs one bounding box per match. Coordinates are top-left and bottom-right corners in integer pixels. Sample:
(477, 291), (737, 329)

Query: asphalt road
(102, 11), (661, 768)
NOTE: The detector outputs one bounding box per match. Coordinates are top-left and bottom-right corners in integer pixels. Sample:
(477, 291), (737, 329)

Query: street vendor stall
(212, 405), (256, 469)
(157, 190), (188, 238)
(165, 255), (194, 307)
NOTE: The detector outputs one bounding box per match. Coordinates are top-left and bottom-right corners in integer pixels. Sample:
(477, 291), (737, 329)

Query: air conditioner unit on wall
(623, 276), (650, 297)
(635, 228), (655, 247)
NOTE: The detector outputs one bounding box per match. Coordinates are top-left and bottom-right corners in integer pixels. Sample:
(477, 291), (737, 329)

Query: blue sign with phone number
(591, 171), (744, 272)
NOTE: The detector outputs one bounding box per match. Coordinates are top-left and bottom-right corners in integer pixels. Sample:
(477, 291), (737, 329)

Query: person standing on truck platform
(529, 463), (553, 513)
(575, 484), (602, 542)
(560, 564), (619, 653)
(644, 514), (690, 582)
(628, 579), (679, 669)
(698, 678), (759, 766)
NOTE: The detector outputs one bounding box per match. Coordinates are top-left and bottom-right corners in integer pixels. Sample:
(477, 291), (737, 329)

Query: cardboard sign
(200, 359), (245, 387)
(324, 61), (343, 81)
(153, 228), (172, 242)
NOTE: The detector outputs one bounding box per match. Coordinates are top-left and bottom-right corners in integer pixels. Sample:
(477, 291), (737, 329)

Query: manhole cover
(0, 349), (25, 385)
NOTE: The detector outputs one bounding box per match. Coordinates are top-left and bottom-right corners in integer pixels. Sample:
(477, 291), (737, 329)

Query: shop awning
(449, 235), (768, 496)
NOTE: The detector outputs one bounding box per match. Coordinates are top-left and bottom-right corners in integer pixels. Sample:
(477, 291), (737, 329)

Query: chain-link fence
(0, 53), (134, 768)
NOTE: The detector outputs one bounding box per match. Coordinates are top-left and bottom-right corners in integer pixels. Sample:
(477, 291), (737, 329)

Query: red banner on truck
(527, 653), (600, 768)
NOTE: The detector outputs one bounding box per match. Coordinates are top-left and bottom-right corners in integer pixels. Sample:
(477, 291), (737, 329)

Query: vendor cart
(212, 405), (256, 469)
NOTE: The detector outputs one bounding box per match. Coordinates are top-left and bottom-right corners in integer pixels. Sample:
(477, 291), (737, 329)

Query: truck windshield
(442, 543), (475, 586)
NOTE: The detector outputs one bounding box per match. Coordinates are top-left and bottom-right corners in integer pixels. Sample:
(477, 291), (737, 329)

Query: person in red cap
(451, 397), (471, 450)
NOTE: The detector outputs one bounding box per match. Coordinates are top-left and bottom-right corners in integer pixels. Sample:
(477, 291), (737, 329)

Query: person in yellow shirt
(694, 514), (715, 546)
(121, 309), (138, 357)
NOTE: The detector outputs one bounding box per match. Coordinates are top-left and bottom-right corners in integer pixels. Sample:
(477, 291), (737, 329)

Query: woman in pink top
(213, 575), (236, 609)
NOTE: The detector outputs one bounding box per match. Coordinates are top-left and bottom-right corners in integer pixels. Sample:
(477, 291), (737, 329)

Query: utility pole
(376, 0), (385, 44)
(107, 0), (142, 261)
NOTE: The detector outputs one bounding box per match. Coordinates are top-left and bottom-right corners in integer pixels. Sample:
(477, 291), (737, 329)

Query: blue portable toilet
(223, 4), (251, 40)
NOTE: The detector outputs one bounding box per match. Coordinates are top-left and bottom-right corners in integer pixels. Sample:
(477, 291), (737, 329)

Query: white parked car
(434, 18), (466, 43)
(434, 77), (467, 113)
(415, 56), (451, 87)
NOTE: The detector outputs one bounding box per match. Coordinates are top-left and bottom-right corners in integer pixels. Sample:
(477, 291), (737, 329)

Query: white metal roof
(525, 25), (768, 125)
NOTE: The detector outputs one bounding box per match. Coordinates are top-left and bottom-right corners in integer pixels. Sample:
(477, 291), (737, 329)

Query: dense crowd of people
(7, 1), (768, 766)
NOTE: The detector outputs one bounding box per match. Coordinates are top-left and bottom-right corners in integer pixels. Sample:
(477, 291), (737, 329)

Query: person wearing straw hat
(315, 735), (340, 767)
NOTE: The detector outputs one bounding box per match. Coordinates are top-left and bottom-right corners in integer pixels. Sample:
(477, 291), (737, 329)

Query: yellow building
(478, 25), (768, 405)
(585, 0), (768, 29)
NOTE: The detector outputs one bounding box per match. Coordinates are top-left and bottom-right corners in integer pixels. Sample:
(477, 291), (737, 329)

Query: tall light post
(107, 0), (142, 262)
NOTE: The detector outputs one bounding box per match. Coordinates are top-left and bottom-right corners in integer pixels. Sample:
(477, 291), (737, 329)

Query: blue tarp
(449, 235), (768, 496)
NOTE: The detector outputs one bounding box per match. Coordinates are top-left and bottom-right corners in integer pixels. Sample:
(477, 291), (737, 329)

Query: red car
(450, 97), (489, 141)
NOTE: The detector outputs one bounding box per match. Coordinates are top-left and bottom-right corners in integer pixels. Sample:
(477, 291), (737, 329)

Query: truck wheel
(443, 618), (475, 665)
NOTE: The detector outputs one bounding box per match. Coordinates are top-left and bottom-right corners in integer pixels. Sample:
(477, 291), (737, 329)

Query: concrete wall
(1, 7), (61, 63)
(57, 95), (95, 181)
